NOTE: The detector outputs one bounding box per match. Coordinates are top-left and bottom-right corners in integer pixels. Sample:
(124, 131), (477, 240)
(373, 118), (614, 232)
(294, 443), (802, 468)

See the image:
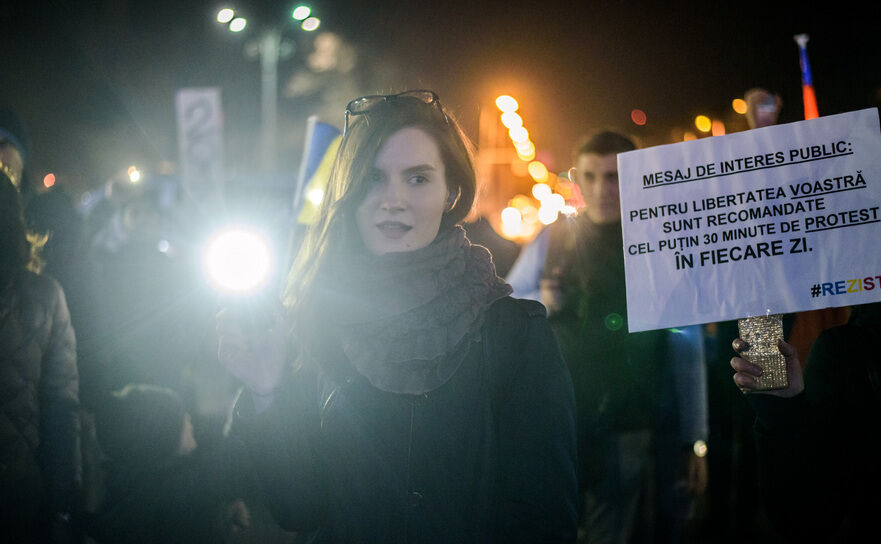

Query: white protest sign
(618, 108), (881, 332)
(175, 88), (223, 196)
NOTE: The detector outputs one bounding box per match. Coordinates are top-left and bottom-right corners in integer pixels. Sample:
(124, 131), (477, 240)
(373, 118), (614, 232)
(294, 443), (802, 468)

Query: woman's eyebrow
(403, 164), (436, 176)
(401, 164), (436, 176)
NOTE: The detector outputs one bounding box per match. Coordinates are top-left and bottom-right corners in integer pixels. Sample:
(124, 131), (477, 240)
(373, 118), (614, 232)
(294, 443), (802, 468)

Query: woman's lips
(376, 221), (412, 239)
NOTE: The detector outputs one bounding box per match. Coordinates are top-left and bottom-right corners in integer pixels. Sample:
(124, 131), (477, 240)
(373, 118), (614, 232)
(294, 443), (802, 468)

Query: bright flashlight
(205, 228), (272, 293)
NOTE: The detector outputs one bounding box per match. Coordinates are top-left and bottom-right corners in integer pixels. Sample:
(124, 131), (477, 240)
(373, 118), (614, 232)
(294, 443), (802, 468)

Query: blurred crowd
(0, 84), (876, 544)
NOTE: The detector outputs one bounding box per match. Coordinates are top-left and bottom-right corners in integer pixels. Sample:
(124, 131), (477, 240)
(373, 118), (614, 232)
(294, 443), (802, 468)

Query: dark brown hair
(0, 172), (43, 288)
(574, 130), (637, 161)
(283, 93), (476, 321)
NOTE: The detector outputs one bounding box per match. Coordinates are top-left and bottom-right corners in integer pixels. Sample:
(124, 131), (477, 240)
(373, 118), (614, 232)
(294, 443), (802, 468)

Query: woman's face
(355, 127), (450, 255)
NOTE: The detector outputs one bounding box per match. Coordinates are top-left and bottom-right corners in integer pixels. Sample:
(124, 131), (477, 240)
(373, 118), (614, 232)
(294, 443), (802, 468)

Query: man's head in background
(744, 88), (782, 130)
(569, 131), (636, 225)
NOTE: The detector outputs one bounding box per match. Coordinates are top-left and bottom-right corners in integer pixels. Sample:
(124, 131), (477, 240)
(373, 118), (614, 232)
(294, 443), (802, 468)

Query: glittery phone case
(737, 314), (788, 391)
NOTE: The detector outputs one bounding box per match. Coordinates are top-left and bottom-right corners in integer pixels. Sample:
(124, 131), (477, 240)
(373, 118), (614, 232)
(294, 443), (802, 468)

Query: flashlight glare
(205, 229), (271, 292)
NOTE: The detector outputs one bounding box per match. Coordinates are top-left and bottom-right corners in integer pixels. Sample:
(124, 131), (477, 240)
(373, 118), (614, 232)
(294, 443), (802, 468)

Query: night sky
(2, 0), (879, 189)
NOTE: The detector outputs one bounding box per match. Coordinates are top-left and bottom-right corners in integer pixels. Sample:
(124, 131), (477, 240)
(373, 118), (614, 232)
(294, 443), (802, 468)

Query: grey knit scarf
(310, 226), (512, 394)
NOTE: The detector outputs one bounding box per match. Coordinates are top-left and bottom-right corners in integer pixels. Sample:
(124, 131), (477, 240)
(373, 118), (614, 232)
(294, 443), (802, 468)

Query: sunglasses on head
(344, 90), (447, 135)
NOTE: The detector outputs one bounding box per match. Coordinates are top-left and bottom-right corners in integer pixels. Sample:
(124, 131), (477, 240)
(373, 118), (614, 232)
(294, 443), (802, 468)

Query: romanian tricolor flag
(794, 34), (819, 120)
(294, 116), (342, 225)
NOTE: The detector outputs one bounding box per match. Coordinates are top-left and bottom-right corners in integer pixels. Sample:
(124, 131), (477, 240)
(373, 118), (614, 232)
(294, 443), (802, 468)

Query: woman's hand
(730, 337), (804, 397)
(217, 307), (288, 397)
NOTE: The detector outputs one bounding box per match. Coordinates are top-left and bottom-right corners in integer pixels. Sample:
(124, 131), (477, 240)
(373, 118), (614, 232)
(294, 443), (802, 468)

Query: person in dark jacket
(730, 302), (881, 542)
(90, 383), (250, 543)
(218, 90), (579, 543)
(0, 172), (80, 542)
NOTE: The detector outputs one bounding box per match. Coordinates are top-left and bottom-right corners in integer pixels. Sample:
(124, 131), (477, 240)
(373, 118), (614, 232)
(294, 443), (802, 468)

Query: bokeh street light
(292, 5), (311, 20)
(515, 140), (535, 161)
(495, 95), (518, 112)
(214, 4), (322, 170)
(694, 115), (712, 133)
(500, 206), (523, 238)
(732, 98), (748, 115)
(217, 8), (235, 24)
(631, 109), (647, 126)
(527, 161), (548, 183)
(538, 206), (559, 225)
(509, 126), (529, 143)
(301, 17), (320, 31)
(500, 112), (523, 129)
(229, 17), (247, 32)
(532, 182), (551, 200)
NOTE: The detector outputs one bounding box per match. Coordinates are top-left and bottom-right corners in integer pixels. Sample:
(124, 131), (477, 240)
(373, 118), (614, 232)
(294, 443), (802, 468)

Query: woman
(219, 90), (578, 542)
(0, 171), (79, 541)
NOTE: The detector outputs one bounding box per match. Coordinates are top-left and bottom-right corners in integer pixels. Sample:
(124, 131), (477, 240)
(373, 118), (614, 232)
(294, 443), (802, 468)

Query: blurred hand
(217, 306), (288, 396)
(730, 337), (804, 397)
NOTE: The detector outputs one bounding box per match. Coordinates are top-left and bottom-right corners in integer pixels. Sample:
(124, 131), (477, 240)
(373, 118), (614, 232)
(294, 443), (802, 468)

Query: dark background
(2, 0), (879, 188)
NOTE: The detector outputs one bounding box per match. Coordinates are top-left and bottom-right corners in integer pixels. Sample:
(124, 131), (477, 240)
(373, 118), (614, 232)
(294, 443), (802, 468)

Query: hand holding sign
(730, 337), (804, 397)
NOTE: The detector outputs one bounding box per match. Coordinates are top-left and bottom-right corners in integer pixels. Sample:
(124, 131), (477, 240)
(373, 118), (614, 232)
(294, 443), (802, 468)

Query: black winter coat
(88, 452), (240, 544)
(0, 271), (79, 522)
(234, 297), (578, 543)
(750, 303), (881, 542)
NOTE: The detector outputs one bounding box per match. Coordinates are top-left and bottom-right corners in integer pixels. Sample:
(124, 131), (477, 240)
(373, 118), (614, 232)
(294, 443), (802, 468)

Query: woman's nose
(380, 180), (407, 210)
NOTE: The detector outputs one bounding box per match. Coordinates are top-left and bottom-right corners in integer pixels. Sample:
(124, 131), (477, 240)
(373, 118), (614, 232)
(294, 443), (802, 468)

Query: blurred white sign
(176, 88), (223, 196)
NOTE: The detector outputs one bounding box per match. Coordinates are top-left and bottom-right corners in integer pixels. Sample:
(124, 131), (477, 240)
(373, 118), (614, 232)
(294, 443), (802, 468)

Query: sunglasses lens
(401, 91), (437, 104)
(346, 96), (378, 115)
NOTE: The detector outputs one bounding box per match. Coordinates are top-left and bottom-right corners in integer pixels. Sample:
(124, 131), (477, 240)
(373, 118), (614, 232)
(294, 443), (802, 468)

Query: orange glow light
(43, 173), (56, 188)
(516, 141), (536, 161)
(711, 120), (726, 136)
(532, 182), (552, 200)
(509, 126), (529, 143)
(500, 112), (523, 129)
(515, 139), (534, 153)
(495, 95), (519, 113)
(511, 194), (533, 209)
(732, 98), (748, 115)
(631, 109), (647, 126)
(694, 115), (712, 133)
(683, 131), (697, 141)
(527, 161), (549, 183)
(517, 149), (536, 162)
